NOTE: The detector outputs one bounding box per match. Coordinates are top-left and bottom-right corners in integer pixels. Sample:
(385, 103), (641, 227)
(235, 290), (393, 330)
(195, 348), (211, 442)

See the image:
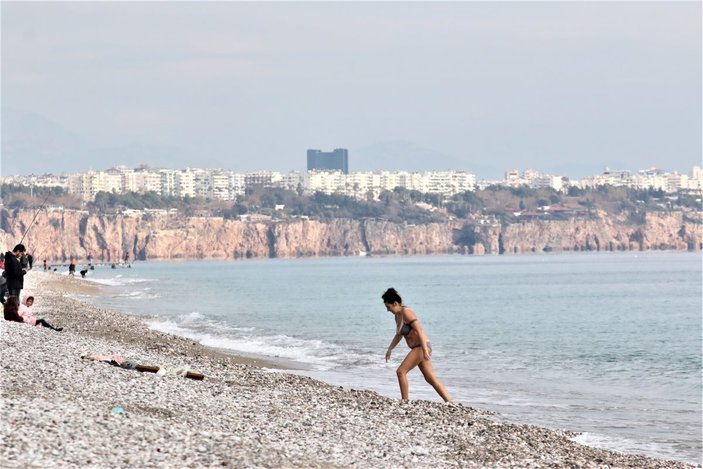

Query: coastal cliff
(2, 209), (701, 261)
(465, 211), (703, 255)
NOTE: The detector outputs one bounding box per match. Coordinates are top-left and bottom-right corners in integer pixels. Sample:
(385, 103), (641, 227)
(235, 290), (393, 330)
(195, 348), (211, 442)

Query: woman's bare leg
(396, 348), (424, 400)
(418, 359), (452, 402)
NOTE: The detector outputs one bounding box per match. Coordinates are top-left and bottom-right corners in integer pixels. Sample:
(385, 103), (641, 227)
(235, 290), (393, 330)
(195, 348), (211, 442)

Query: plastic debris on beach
(156, 365), (191, 378)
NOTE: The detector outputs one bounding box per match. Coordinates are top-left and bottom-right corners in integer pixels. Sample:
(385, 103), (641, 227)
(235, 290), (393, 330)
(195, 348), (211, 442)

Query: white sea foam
(572, 433), (694, 465)
(87, 276), (152, 287)
(148, 318), (375, 371)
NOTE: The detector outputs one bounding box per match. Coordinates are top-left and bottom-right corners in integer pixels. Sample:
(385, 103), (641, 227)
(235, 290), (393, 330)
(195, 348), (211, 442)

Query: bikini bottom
(410, 342), (431, 353)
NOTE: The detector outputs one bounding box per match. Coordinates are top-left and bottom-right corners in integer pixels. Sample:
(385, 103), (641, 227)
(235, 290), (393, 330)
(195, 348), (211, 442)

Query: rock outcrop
(2, 208), (700, 262)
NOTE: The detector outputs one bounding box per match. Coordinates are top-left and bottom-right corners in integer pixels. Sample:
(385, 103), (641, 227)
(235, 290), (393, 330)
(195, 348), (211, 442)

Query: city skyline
(2, 2), (701, 178)
(4, 162), (700, 205)
(2, 159), (700, 182)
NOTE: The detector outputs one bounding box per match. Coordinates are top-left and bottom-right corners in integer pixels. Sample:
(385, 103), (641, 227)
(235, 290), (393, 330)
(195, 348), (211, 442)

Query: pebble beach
(1, 272), (695, 468)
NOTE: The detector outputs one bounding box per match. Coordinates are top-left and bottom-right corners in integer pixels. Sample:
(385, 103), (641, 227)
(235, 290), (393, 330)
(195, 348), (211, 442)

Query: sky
(2, 1), (701, 179)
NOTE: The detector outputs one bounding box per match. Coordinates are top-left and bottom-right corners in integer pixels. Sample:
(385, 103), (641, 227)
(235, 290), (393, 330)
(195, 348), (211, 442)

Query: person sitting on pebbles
(3, 296), (24, 323)
(18, 294), (63, 332)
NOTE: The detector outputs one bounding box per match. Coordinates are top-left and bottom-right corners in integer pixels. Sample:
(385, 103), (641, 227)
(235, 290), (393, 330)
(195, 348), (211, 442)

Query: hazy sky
(2, 1), (701, 179)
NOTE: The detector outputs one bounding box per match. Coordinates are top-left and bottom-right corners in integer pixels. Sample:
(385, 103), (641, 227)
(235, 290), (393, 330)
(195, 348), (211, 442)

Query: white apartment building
(159, 169), (178, 197)
(229, 172), (247, 198)
(142, 170), (163, 194)
(689, 166), (703, 190)
(103, 172), (123, 194)
(629, 173), (668, 191)
(191, 169), (212, 199)
(503, 169), (563, 191)
(211, 172), (232, 201)
(504, 169), (522, 186)
(282, 171), (304, 193)
(571, 166), (703, 192)
(176, 170), (196, 198)
(31, 174), (70, 191)
(306, 171), (347, 196)
(121, 170), (142, 193)
(421, 171), (476, 195)
(533, 175), (563, 192)
(67, 167), (128, 201)
(304, 170), (476, 199)
(665, 173), (688, 193)
(244, 171), (286, 190)
(574, 175), (622, 189)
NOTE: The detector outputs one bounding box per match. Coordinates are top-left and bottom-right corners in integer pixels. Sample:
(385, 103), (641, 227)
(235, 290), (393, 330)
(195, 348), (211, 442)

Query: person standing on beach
(4, 244), (28, 301)
(69, 258), (76, 277)
(382, 287), (451, 403)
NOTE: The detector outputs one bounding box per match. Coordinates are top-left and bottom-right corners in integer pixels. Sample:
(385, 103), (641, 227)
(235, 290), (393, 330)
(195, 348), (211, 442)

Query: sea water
(75, 251), (702, 464)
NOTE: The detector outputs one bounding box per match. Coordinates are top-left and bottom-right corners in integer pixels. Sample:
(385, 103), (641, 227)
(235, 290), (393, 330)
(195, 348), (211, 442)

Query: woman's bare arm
(386, 334), (402, 362)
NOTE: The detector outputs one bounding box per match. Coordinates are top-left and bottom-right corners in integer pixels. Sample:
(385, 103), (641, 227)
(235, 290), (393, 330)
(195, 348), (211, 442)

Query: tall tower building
(307, 148), (349, 174)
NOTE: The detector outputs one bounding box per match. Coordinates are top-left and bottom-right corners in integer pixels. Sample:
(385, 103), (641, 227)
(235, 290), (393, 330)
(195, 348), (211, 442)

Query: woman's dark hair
(382, 288), (402, 304)
(5, 296), (19, 307)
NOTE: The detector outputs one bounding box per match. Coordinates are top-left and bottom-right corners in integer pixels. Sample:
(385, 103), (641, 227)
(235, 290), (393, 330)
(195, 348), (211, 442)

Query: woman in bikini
(382, 287), (451, 402)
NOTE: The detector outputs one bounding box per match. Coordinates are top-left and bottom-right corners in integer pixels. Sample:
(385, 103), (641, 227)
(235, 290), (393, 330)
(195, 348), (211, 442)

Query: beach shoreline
(0, 271), (695, 468)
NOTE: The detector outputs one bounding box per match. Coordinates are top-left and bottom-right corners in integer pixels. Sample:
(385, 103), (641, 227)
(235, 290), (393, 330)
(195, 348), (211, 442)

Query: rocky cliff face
(2, 208), (700, 262)
(466, 211), (702, 255)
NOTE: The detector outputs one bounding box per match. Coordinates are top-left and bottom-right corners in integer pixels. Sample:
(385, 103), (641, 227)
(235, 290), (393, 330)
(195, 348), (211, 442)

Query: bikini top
(399, 319), (417, 336)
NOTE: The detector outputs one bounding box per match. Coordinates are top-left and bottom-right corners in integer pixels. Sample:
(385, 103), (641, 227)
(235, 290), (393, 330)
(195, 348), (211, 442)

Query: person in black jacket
(4, 244), (27, 301)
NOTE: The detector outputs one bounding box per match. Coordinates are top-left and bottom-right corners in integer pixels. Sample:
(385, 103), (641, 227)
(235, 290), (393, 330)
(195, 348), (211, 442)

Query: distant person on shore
(69, 258), (76, 277)
(80, 269), (88, 278)
(382, 287), (451, 403)
(4, 244), (28, 301)
(43, 259), (48, 271)
(27, 253), (34, 270)
(18, 294), (63, 331)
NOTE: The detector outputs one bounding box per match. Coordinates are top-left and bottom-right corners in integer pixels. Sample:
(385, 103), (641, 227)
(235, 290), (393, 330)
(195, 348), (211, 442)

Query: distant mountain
(1, 108), (95, 175)
(351, 140), (497, 177)
(96, 143), (189, 171)
(351, 140), (458, 172)
(1, 108), (187, 175)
